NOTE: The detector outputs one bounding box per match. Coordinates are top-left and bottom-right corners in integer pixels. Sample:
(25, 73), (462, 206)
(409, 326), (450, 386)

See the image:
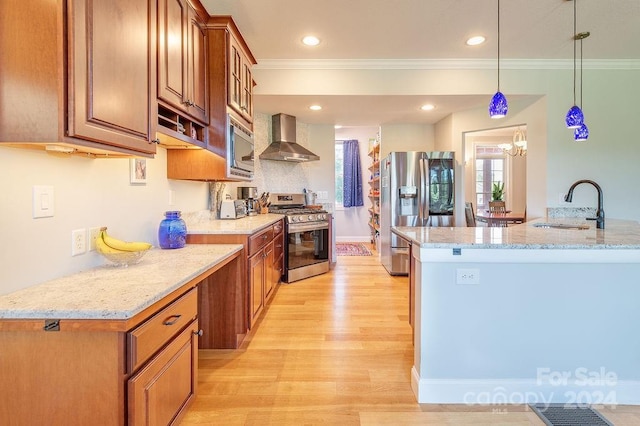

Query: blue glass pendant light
(566, 0), (585, 129)
(574, 123), (589, 141)
(489, 0), (507, 118)
(565, 105), (584, 129)
(573, 32), (589, 141)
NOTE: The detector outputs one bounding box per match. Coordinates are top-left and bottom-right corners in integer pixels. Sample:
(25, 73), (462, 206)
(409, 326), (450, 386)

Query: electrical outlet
(317, 191), (329, 201)
(456, 268), (480, 285)
(71, 229), (87, 256)
(89, 227), (101, 252)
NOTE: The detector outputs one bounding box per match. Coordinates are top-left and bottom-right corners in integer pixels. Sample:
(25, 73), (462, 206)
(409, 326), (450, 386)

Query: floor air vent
(529, 404), (613, 426)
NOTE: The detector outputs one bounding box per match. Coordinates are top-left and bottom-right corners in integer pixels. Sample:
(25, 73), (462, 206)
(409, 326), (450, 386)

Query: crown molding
(254, 58), (640, 71)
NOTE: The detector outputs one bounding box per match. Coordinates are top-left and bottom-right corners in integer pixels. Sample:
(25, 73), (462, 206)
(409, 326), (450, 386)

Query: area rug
(336, 242), (372, 256)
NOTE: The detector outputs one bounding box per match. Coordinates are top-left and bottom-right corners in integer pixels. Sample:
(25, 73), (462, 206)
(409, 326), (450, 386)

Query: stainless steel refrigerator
(380, 151), (455, 275)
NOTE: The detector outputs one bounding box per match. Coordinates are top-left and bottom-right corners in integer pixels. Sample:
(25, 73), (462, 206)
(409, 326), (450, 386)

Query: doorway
(463, 126), (527, 215)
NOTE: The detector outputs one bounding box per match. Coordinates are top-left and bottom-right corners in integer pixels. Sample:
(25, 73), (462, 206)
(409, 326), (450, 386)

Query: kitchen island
(0, 244), (243, 425)
(393, 218), (640, 406)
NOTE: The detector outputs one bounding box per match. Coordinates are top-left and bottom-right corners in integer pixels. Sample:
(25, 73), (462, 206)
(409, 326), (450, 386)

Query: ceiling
(201, 0), (640, 127)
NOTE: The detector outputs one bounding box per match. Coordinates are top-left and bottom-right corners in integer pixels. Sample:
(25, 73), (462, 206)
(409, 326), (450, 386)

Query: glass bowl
(99, 248), (150, 267)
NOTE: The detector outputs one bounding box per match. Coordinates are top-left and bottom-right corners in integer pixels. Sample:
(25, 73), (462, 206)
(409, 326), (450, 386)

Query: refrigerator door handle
(420, 157), (429, 226)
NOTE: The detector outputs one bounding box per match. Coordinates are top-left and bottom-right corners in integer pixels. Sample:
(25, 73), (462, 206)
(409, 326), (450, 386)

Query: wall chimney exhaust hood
(259, 113), (320, 162)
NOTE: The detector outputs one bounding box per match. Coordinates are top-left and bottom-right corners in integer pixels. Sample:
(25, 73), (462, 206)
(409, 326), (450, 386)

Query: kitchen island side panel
(411, 250), (640, 404)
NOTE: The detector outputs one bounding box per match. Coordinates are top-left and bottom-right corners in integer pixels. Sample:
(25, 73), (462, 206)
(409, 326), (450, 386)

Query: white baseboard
(411, 367), (640, 405)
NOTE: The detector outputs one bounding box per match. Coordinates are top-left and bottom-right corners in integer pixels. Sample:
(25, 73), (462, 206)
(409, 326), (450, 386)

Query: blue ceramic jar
(158, 211), (187, 249)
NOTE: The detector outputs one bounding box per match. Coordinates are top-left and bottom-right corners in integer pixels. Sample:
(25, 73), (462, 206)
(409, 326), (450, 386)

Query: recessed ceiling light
(420, 104), (435, 111)
(302, 35), (320, 46)
(309, 105), (322, 111)
(334, 125), (343, 129)
(466, 35), (486, 46)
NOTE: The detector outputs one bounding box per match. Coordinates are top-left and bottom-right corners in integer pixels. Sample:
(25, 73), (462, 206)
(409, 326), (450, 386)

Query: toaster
(219, 200), (246, 219)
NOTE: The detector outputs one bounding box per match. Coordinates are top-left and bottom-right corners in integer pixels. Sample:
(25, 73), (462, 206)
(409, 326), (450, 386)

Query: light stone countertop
(393, 218), (640, 250)
(182, 211), (284, 235)
(0, 244), (243, 320)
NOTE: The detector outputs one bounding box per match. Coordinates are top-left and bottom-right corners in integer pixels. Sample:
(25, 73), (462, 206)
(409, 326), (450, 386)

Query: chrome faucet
(564, 179), (605, 229)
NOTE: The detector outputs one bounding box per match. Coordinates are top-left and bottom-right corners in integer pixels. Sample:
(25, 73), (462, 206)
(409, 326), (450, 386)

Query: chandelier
(498, 128), (527, 157)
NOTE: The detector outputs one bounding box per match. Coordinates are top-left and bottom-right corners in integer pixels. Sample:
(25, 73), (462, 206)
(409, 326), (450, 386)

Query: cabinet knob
(193, 329), (203, 337)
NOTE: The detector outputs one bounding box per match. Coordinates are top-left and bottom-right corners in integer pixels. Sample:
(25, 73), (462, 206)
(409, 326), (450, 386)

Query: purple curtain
(342, 140), (364, 207)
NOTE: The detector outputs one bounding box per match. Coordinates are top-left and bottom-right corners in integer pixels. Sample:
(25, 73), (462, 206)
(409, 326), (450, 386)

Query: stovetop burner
(267, 193), (328, 223)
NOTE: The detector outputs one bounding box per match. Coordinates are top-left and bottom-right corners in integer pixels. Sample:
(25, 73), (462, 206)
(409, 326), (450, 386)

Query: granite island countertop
(182, 211), (284, 235)
(0, 244), (243, 320)
(393, 217), (640, 250)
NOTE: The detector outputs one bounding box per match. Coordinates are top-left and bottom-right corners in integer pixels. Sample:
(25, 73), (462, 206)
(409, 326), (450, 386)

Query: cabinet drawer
(248, 227), (274, 257)
(128, 288), (197, 373)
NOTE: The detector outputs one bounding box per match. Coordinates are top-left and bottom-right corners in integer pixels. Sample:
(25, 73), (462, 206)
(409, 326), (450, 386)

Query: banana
(99, 227), (152, 252)
(95, 230), (128, 254)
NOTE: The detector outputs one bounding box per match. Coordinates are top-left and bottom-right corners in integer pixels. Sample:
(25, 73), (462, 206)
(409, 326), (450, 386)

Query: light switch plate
(33, 185), (55, 218)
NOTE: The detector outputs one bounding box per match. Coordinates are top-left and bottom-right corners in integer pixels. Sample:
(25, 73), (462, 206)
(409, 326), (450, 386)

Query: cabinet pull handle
(150, 138), (160, 144)
(193, 329), (203, 337)
(263, 235), (267, 240)
(163, 314), (182, 326)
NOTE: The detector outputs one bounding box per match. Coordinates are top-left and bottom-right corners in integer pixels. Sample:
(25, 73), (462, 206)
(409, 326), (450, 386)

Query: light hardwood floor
(181, 251), (638, 425)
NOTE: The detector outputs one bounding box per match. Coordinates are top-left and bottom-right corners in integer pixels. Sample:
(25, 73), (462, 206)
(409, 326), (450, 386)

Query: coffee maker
(237, 186), (259, 216)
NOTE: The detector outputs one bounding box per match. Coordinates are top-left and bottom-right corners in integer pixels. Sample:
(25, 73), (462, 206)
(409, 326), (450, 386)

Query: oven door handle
(287, 222), (329, 232)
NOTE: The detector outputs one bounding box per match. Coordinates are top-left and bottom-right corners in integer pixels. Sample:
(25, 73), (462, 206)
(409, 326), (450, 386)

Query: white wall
(0, 112), (336, 295)
(379, 124), (435, 160)
(0, 146), (207, 295)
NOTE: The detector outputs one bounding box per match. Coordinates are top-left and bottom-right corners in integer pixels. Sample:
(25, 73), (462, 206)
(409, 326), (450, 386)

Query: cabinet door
(186, 7), (208, 123)
(241, 61), (254, 122)
(128, 320), (198, 426)
(157, 0), (188, 114)
(228, 36), (244, 117)
(67, 0), (156, 154)
(264, 241), (276, 301)
(248, 251), (265, 327)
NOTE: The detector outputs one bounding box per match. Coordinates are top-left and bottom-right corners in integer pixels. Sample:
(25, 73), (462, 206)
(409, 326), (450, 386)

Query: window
(475, 146), (505, 210)
(334, 142), (344, 208)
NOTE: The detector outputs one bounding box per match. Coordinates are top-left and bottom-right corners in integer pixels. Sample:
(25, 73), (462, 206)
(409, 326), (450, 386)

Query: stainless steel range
(268, 193), (330, 283)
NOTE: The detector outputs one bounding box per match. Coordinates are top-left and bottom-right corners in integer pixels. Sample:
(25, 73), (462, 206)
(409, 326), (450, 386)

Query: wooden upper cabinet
(0, 0), (157, 157)
(207, 16), (257, 130)
(158, 0), (208, 124)
(67, 0), (157, 155)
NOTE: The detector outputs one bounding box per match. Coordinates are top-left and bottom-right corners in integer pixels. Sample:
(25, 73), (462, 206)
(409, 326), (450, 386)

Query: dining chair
(464, 202), (476, 227)
(488, 201), (506, 213)
(488, 201), (507, 227)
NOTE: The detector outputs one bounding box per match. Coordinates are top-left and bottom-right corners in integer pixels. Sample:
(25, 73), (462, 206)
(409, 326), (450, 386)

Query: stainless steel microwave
(225, 115), (254, 181)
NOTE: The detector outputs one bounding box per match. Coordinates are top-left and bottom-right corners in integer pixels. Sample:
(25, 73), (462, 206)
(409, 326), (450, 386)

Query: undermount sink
(532, 223), (590, 230)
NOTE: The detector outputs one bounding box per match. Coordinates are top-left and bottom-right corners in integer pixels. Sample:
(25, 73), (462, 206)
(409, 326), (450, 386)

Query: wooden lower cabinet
(0, 287), (199, 425)
(249, 240), (276, 326)
(187, 218), (285, 332)
(128, 319), (199, 426)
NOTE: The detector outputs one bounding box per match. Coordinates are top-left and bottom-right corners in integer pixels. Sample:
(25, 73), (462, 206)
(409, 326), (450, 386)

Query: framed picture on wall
(130, 158), (147, 184)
